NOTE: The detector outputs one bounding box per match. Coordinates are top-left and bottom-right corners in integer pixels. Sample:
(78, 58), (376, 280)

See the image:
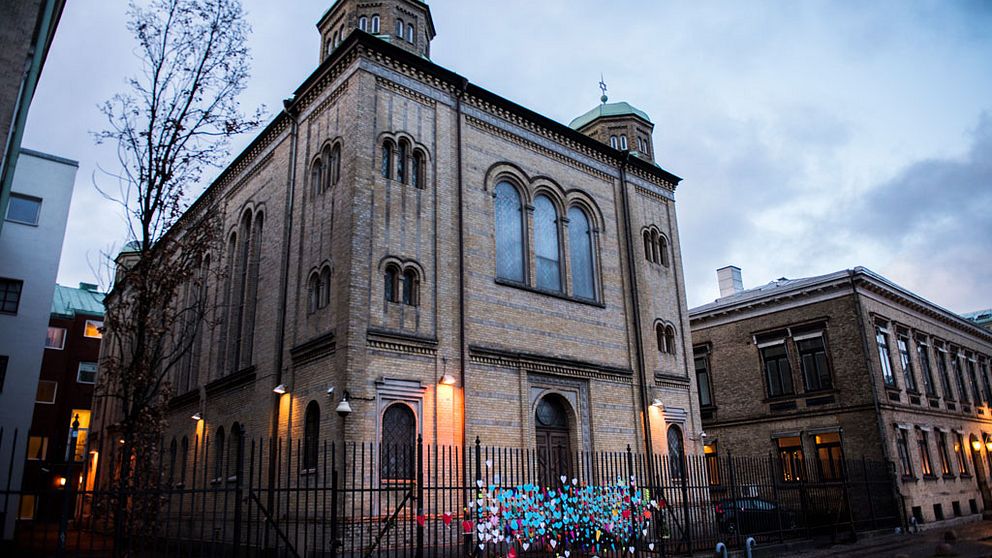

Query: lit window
(18, 495), (36, 520)
(814, 432), (843, 480)
(46, 327), (66, 350)
(5, 193), (42, 225)
(776, 436), (804, 482)
(36, 380), (57, 404)
(67, 409), (91, 462)
(703, 442), (720, 485)
(760, 342), (794, 397)
(0, 278), (23, 314)
(26, 436), (48, 460)
(916, 428), (934, 477)
(77, 362), (98, 384)
(667, 425), (685, 479)
(83, 320), (103, 339)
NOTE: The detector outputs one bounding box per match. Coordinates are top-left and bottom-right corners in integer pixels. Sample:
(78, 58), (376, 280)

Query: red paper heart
(621, 509), (632, 519)
(463, 520), (473, 533)
(508, 548), (517, 558)
(442, 512), (453, 526)
(416, 514), (426, 527)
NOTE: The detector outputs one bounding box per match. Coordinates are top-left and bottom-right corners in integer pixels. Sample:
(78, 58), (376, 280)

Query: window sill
(942, 474), (956, 481)
(300, 468), (317, 476)
(900, 475), (917, 483)
(960, 473), (973, 479)
(762, 394), (799, 404)
(494, 278), (605, 308)
(210, 478), (223, 486)
(923, 475), (939, 481)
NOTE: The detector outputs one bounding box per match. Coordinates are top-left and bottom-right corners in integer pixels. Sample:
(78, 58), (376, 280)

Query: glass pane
(6, 194), (41, 225)
(494, 183), (524, 282)
(534, 195), (561, 292)
(568, 207), (595, 299)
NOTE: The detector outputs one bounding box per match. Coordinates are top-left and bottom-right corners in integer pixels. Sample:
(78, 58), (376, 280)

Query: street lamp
(336, 391), (352, 417)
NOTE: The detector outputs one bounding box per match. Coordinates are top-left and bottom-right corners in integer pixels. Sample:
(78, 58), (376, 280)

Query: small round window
(535, 396), (568, 428)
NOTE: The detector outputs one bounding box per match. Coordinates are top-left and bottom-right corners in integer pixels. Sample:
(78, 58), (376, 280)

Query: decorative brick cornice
(204, 366), (256, 397)
(375, 76), (437, 108)
(469, 344), (632, 383)
(223, 151), (274, 201)
(367, 327), (438, 356)
(307, 79), (352, 123)
(290, 331), (336, 366)
(635, 185), (670, 205)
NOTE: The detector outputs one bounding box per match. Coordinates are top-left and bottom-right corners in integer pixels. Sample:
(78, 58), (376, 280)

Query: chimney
(717, 266), (744, 298)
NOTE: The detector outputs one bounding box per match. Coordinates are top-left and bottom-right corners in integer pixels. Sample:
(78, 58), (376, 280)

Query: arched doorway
(535, 394), (572, 485)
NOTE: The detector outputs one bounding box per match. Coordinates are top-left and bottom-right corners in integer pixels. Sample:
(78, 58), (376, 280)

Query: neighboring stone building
(689, 266), (992, 528)
(19, 283), (103, 522)
(92, 0), (701, 486)
(963, 309), (992, 331)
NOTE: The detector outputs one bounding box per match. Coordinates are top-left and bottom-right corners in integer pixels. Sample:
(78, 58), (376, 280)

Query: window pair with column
(494, 179), (599, 302)
(756, 325), (833, 398)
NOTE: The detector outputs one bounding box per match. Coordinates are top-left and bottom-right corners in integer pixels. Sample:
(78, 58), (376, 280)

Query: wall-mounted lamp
(191, 412), (202, 421)
(57, 476), (67, 487)
(273, 384), (288, 395)
(985, 440), (992, 453)
(336, 390), (353, 417)
(651, 399), (665, 408)
(439, 373), (457, 386)
(326, 386), (336, 396)
(971, 439), (982, 452)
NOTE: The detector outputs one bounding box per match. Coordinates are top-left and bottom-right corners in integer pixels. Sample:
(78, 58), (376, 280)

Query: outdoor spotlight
(439, 373), (457, 386)
(273, 384), (288, 395)
(191, 412), (202, 421)
(57, 477), (67, 487)
(972, 439), (983, 452)
(326, 386), (336, 396)
(651, 398), (665, 408)
(336, 391), (353, 417)
(700, 431), (708, 438)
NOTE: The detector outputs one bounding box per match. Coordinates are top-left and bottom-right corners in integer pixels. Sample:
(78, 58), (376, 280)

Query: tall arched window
(308, 271), (320, 313)
(332, 30), (339, 48)
(381, 141), (394, 179)
(358, 16), (368, 32)
(568, 206), (595, 300)
(311, 159), (323, 195)
(227, 212), (253, 373)
(668, 425), (685, 479)
(402, 268), (419, 306)
(180, 436), (189, 484)
(395, 18), (404, 38)
(213, 426), (225, 481)
(242, 213), (263, 366)
(229, 423), (243, 478)
(656, 323), (666, 352)
(411, 151), (424, 189)
(319, 266), (331, 309)
(620, 135), (629, 150)
(371, 14), (380, 34)
(534, 195), (561, 293)
(406, 24), (414, 43)
(643, 230), (655, 262)
(659, 234), (669, 267)
(329, 144), (341, 187)
(610, 136), (618, 149)
(384, 264), (400, 303)
(303, 401), (320, 470)
(494, 182), (524, 283)
(381, 403), (415, 480)
(665, 325), (677, 354)
(168, 438), (178, 485)
(397, 140), (408, 184)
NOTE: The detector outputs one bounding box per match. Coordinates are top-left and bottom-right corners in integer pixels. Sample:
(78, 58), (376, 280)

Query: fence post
(769, 453), (784, 544)
(416, 435), (424, 558)
(626, 445), (638, 558)
(679, 454), (691, 552)
(232, 430), (244, 557)
(726, 451), (742, 549)
(468, 437), (481, 557)
(841, 459), (857, 543)
(330, 442), (339, 558)
(862, 458), (877, 530)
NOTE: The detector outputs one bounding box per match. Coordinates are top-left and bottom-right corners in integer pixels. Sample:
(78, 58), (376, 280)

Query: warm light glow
(118, 439), (125, 445)
(651, 399), (665, 408)
(57, 476), (66, 487)
(273, 384), (288, 395)
(985, 440), (992, 452)
(191, 412), (202, 421)
(972, 439), (983, 452)
(439, 373), (456, 386)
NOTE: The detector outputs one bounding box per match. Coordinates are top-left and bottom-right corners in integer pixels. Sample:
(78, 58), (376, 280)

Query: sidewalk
(781, 519), (992, 558)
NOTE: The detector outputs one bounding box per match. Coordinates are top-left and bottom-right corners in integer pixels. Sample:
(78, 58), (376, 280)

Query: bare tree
(92, 0), (261, 544)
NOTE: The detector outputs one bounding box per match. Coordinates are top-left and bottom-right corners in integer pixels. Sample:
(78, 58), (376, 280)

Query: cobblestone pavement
(780, 520), (992, 558)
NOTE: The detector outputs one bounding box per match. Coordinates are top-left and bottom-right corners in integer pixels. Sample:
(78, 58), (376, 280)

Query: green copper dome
(568, 102), (652, 131)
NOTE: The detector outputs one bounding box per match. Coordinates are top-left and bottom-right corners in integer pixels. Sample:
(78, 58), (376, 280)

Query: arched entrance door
(535, 395), (572, 486)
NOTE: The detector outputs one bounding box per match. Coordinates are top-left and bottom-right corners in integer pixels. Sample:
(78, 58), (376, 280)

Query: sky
(23, 0), (992, 313)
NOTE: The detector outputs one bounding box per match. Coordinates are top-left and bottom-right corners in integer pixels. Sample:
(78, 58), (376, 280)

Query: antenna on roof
(599, 74), (608, 104)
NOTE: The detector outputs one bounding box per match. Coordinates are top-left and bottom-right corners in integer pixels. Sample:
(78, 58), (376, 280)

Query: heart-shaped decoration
(560, 475), (567, 483)
(571, 478), (577, 485)
(478, 544), (485, 550)
(442, 512), (452, 526)
(522, 542), (530, 551)
(476, 479), (484, 487)
(463, 520), (473, 533)
(416, 514), (426, 527)
(549, 539), (557, 549)
(628, 547), (635, 554)
(485, 459), (492, 468)
(565, 551), (571, 557)
(648, 543), (655, 551)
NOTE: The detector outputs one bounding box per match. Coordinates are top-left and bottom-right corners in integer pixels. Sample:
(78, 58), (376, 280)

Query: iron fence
(0, 427), (901, 557)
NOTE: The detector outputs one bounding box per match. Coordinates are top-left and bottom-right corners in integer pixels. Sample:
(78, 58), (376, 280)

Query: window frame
(694, 348), (714, 408)
(895, 427), (914, 479)
(954, 432), (969, 475)
(46, 327), (67, 350)
(0, 278), (24, 315)
(493, 181), (527, 284)
(875, 324), (896, 388)
(916, 336), (936, 397)
(776, 436), (805, 483)
(759, 341), (794, 398)
(813, 432), (844, 481)
(916, 428), (935, 478)
(5, 193), (42, 225)
(36, 380), (57, 404)
(796, 332), (832, 392)
(532, 194), (563, 293)
(371, 14), (380, 34)
(76, 362), (98, 384)
(380, 402), (417, 481)
(303, 402), (320, 472)
(937, 430), (953, 476)
(83, 320), (103, 339)
(897, 332), (918, 393)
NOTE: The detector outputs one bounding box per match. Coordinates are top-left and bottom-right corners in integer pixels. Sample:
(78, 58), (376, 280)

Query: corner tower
(317, 0), (436, 61)
(570, 91), (656, 163)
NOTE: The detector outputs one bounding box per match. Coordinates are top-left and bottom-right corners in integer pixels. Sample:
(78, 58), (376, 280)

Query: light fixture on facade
(336, 391), (353, 417)
(986, 439), (992, 452)
(191, 412), (202, 421)
(273, 384), (288, 395)
(57, 476), (67, 487)
(326, 386), (335, 396)
(972, 439), (983, 452)
(651, 399), (665, 408)
(439, 373), (456, 386)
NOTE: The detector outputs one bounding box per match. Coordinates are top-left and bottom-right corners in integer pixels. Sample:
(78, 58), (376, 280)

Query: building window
(83, 320), (103, 339)
(896, 428), (913, 478)
(384, 264), (400, 303)
(381, 140), (394, 179)
(533, 195), (562, 292)
(0, 355), (6, 393)
(26, 436), (48, 460)
(568, 206), (596, 300)
(937, 431), (952, 476)
(875, 325), (896, 388)
(46, 327), (67, 350)
(381, 403), (416, 480)
(229, 423), (243, 478)
(954, 432), (969, 475)
(308, 271), (320, 313)
(667, 424), (685, 479)
(814, 432), (843, 481)
(411, 151), (424, 189)
(694, 350), (714, 408)
(401, 268), (419, 306)
(966, 357), (983, 406)
(5, 193), (42, 225)
(332, 30), (339, 48)
(371, 14), (380, 34)
(897, 333), (917, 392)
(657, 324), (676, 354)
(311, 157), (324, 195)
(36, 380), (57, 404)
(952, 353), (970, 405)
(796, 333), (832, 392)
(0, 278), (23, 314)
(358, 16), (368, 32)
(213, 427), (225, 481)
(981, 359), (992, 406)
(303, 401), (320, 471)
(760, 343), (794, 397)
(704, 442), (720, 485)
(620, 135), (628, 150)
(397, 140), (408, 184)
(776, 436), (804, 482)
(916, 428), (934, 478)
(936, 345), (954, 400)
(77, 362), (98, 384)
(406, 23), (415, 43)
(916, 338), (936, 397)
(395, 18), (404, 38)
(494, 182), (525, 283)
(67, 409), (91, 462)
(609, 135), (618, 149)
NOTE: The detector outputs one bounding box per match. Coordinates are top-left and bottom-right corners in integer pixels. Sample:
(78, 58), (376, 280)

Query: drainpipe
(850, 271), (907, 531)
(617, 153), (654, 458)
(454, 77), (469, 454)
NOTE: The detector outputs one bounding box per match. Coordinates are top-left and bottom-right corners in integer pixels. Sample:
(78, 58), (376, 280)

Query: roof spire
(599, 74), (608, 104)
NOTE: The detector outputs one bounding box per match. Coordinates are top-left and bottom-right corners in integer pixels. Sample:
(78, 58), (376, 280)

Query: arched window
(319, 266), (331, 309)
(620, 135), (629, 150)
(402, 268), (419, 306)
(668, 425), (685, 479)
(656, 323), (666, 352)
(213, 426), (225, 481)
(308, 271), (320, 313)
(568, 206), (595, 300)
(534, 195), (561, 293)
(610, 135), (618, 149)
(303, 401), (320, 470)
(311, 158), (323, 195)
(381, 141), (394, 179)
(324, 143), (339, 187)
(180, 436), (189, 484)
(325, 39), (333, 58)
(411, 151), (424, 189)
(381, 403), (416, 480)
(371, 14), (380, 34)
(395, 18), (404, 38)
(168, 438), (178, 485)
(332, 30), (339, 48)
(397, 140), (408, 184)
(359, 16), (368, 32)
(665, 325), (677, 354)
(659, 234), (669, 267)
(229, 423), (243, 478)
(242, 213), (263, 367)
(643, 230), (654, 262)
(384, 264), (400, 303)
(406, 23), (415, 43)
(494, 182), (525, 283)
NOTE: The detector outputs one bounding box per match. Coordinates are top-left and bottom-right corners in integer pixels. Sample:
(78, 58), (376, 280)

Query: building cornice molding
(469, 344), (632, 383)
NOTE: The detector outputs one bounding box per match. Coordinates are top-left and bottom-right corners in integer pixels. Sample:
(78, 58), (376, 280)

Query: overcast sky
(23, 0), (992, 313)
